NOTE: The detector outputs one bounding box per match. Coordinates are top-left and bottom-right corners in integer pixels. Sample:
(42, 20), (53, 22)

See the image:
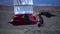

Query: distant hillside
(0, 5), (60, 15)
(33, 6), (60, 15)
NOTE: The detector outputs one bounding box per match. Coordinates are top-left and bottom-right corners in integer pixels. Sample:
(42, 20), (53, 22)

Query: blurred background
(0, 0), (60, 34)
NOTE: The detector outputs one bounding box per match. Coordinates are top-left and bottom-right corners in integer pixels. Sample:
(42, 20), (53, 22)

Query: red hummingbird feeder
(8, 0), (42, 27)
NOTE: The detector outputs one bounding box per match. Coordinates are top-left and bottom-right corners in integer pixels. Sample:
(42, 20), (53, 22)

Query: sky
(0, 0), (60, 6)
(0, 0), (13, 6)
(33, 0), (60, 6)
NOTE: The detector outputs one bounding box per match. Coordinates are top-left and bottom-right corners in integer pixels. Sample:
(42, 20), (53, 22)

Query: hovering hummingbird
(38, 12), (56, 27)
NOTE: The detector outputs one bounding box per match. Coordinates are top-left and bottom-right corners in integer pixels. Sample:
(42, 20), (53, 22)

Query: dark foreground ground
(0, 6), (60, 34)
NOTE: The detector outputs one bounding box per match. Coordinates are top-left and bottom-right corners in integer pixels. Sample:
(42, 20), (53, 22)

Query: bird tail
(39, 12), (56, 18)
